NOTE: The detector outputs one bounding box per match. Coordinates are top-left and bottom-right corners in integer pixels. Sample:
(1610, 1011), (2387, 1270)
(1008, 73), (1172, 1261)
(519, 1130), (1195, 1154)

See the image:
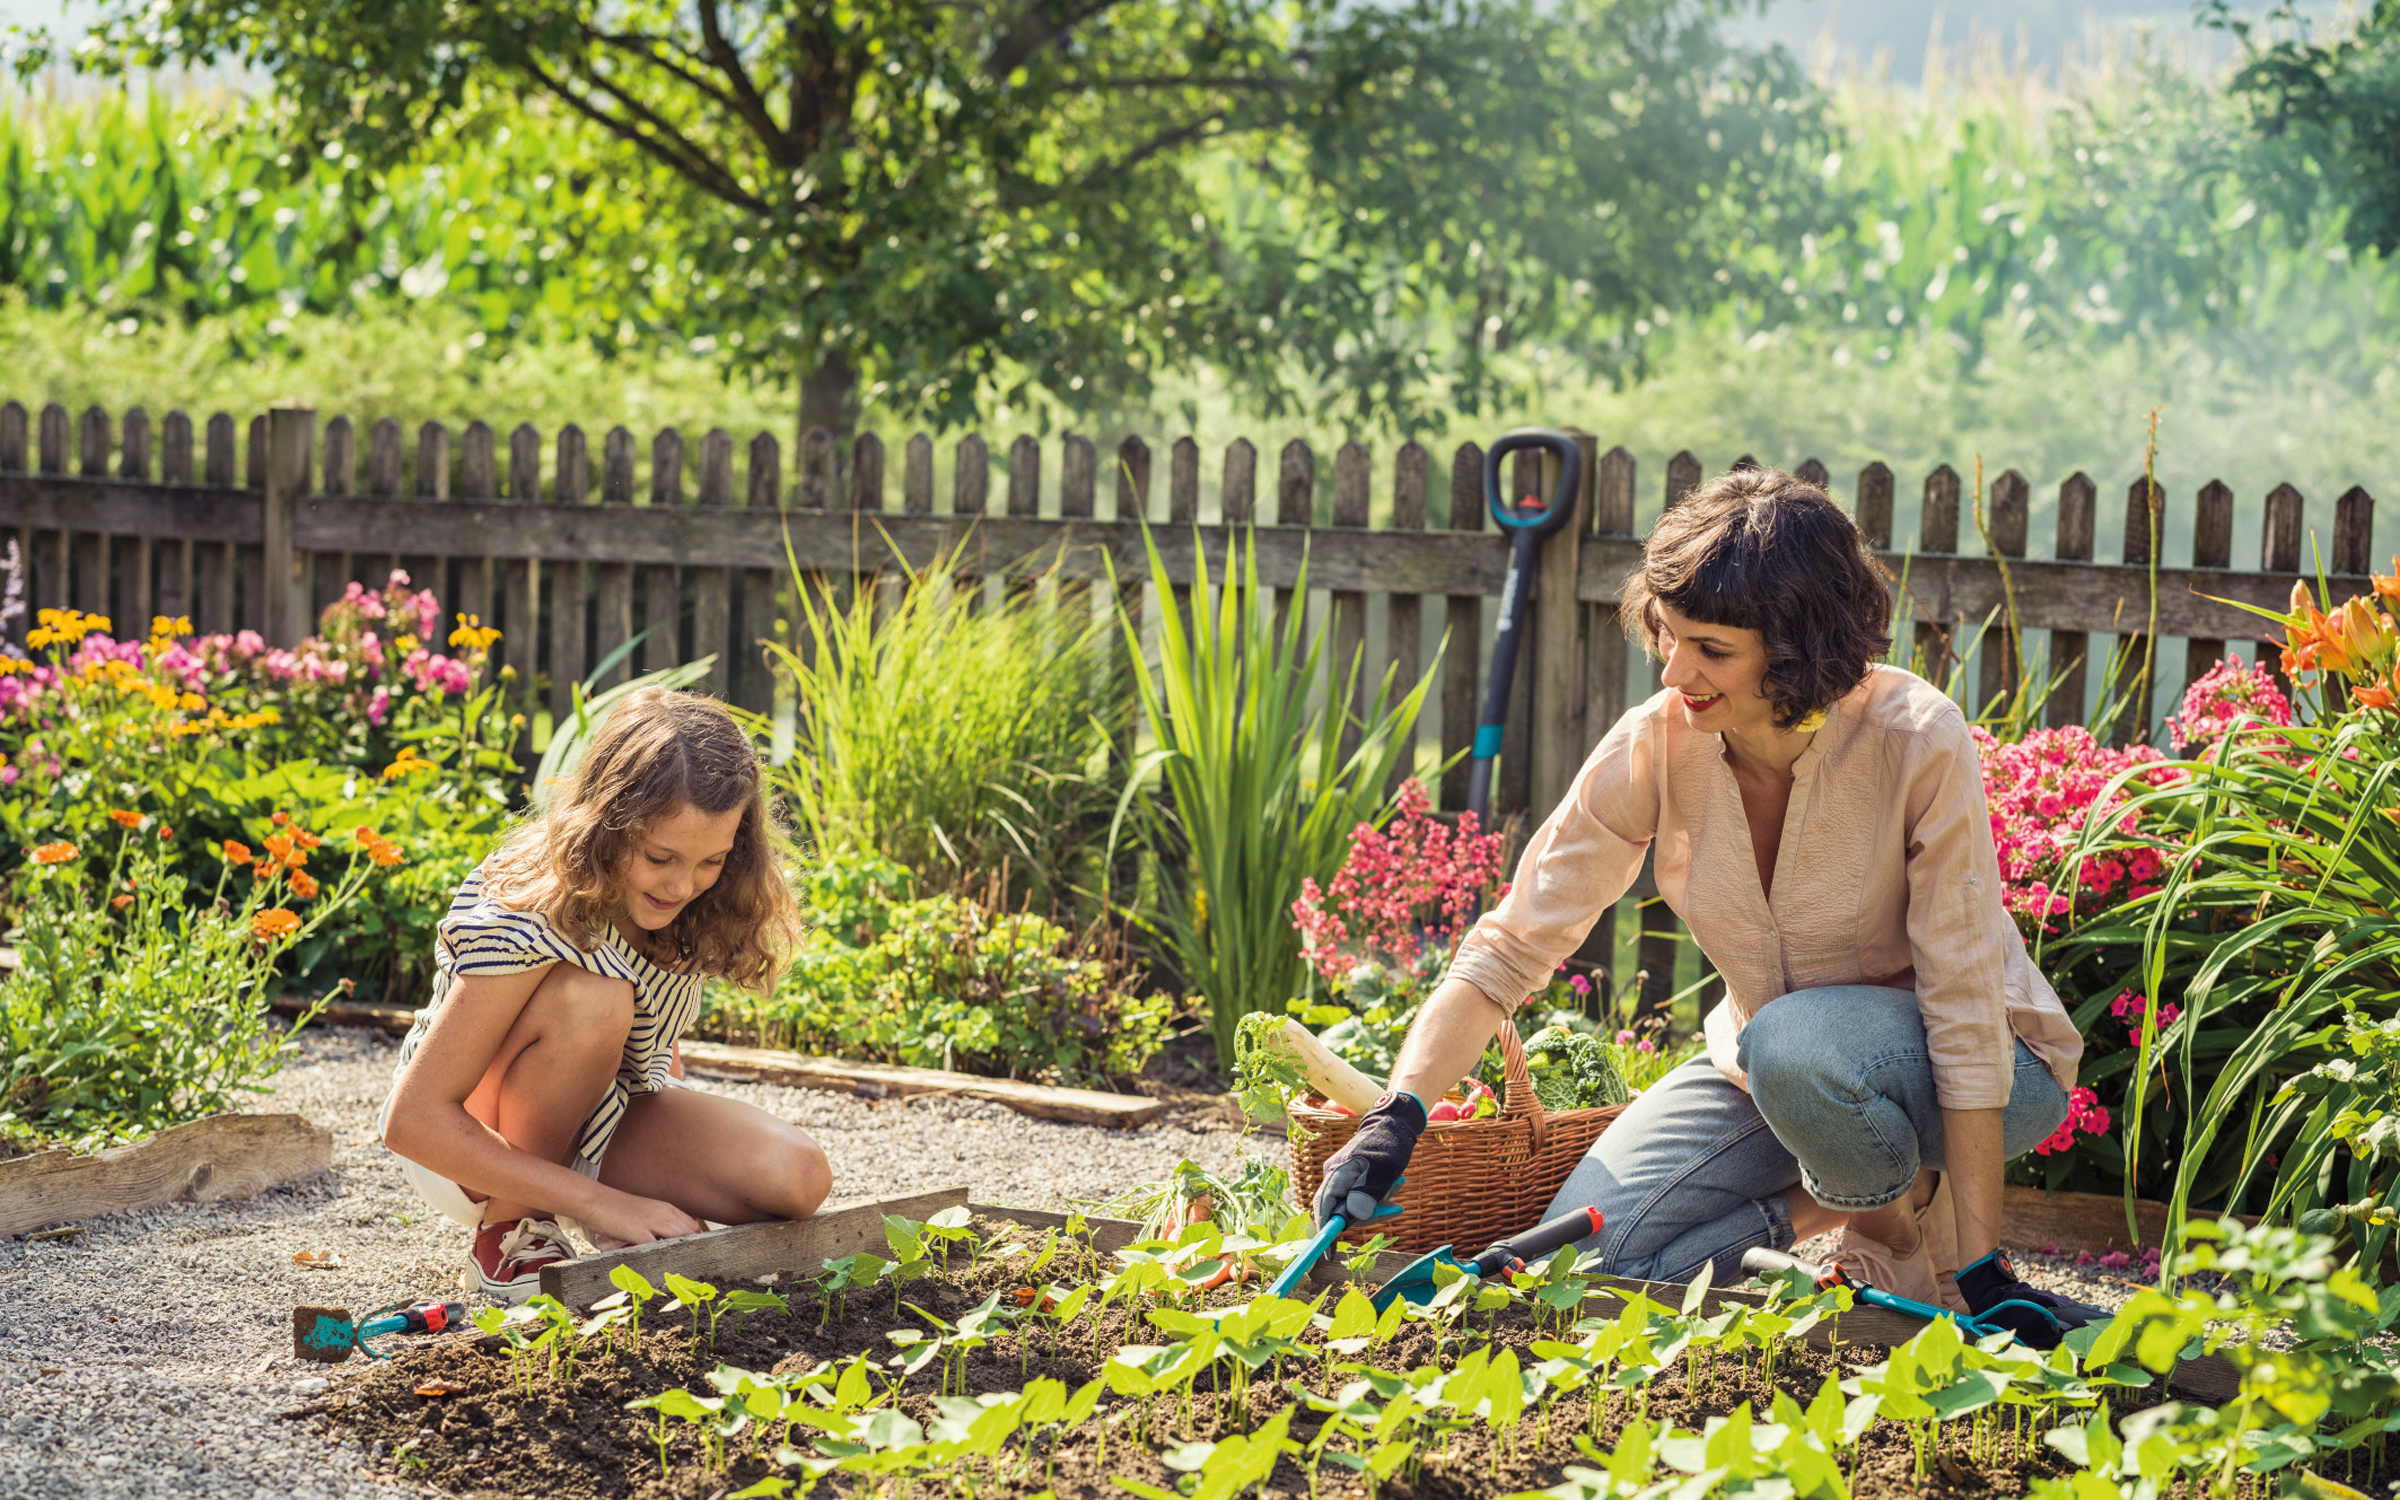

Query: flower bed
(302, 1207), (2398, 1500)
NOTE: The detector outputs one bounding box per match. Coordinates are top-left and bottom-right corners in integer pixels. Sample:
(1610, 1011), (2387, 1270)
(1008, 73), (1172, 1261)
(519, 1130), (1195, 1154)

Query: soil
(295, 1216), (2363, 1500)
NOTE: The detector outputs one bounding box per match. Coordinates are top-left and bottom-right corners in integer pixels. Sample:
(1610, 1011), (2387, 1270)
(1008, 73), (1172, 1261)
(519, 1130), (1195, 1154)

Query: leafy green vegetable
(1522, 1026), (1631, 1112)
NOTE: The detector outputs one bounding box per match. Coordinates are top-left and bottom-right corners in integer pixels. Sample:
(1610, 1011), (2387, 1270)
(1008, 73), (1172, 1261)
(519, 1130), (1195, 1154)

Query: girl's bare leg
(597, 1085), (832, 1228)
(459, 963), (636, 1226)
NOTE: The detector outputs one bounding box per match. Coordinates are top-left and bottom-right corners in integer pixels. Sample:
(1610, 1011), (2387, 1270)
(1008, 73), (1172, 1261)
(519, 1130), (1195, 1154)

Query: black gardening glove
(1312, 1091), (1427, 1229)
(1956, 1250), (2113, 1350)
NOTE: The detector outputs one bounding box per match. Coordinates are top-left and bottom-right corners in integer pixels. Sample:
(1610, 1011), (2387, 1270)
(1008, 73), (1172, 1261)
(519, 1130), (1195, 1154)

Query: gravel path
(0, 1022), (1274, 1500)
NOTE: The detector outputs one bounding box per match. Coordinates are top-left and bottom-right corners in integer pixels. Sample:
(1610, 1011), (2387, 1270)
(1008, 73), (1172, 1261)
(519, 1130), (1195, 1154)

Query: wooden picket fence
(0, 397), (2377, 1016)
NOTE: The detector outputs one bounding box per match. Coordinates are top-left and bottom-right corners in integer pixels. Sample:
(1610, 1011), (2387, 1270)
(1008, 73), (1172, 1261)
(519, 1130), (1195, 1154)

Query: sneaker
(472, 1217), (573, 1303)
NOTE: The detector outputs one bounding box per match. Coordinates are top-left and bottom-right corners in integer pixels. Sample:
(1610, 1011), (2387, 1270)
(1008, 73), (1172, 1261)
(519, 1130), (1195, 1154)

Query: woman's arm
(381, 966), (616, 1225)
(670, 1038), (685, 1081)
(1942, 1106), (2006, 1263)
(1386, 977), (1509, 1105)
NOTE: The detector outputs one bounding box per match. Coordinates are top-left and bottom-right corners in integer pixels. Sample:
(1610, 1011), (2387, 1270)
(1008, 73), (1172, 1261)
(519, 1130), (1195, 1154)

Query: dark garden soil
(295, 1217), (2358, 1500)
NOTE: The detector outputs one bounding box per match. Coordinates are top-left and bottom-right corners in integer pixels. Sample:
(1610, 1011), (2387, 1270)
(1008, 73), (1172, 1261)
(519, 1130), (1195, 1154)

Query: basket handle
(1494, 1016), (1550, 1156)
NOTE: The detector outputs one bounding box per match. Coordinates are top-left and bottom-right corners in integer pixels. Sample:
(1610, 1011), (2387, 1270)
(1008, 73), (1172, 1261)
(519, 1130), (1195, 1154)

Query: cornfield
(0, 84), (656, 347)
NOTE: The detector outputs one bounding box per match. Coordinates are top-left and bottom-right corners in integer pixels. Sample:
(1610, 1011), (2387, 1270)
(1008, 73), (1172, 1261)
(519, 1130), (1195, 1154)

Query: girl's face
(621, 800), (746, 932)
(1655, 602), (1778, 737)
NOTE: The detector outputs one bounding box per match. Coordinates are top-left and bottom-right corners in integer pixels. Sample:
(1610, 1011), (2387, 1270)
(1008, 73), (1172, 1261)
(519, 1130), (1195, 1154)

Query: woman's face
(621, 800), (746, 931)
(1655, 602), (1778, 736)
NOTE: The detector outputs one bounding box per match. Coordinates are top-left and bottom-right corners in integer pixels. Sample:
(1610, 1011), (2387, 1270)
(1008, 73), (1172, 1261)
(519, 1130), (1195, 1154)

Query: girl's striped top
(377, 866), (706, 1171)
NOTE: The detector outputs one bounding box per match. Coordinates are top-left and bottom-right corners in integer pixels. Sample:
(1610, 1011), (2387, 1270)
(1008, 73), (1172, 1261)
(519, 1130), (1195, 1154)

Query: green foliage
(0, 821), (388, 1151)
(62, 0), (1835, 429)
(1114, 527), (1433, 1066)
(1522, 1027), (1632, 1113)
(2213, 0), (2400, 258)
(699, 848), (1173, 1086)
(0, 84), (639, 351)
(768, 537), (1124, 914)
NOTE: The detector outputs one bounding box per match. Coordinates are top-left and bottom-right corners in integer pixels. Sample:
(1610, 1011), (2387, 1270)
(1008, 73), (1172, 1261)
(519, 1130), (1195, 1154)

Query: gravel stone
(0, 1021), (1274, 1499)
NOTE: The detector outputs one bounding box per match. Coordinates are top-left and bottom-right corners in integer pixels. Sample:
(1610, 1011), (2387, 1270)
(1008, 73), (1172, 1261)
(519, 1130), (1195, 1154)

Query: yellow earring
(1794, 709), (1828, 733)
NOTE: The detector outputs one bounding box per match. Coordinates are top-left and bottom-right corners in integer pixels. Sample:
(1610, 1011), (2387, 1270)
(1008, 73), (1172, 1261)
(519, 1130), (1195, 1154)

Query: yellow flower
(380, 746), (434, 782)
(395, 634), (419, 655)
(448, 613), (501, 652)
(148, 615), (192, 641)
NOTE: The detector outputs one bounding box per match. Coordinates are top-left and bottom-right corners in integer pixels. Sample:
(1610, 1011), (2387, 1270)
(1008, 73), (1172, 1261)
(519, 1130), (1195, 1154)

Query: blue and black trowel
(1369, 1205), (1605, 1312)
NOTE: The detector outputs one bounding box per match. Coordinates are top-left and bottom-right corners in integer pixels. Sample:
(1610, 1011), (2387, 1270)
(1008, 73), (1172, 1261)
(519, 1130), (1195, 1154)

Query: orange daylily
(2356, 670), (2400, 712)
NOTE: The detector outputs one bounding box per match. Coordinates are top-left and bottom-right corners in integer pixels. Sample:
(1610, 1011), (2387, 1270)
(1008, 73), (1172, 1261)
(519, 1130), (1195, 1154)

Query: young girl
(378, 688), (827, 1301)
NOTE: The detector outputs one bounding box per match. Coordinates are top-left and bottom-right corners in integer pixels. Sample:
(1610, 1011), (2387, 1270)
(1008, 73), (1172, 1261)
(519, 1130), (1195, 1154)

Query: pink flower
(2165, 657), (2294, 756)
(366, 686), (390, 725)
(1615, 1030), (1637, 1044)
(1291, 778), (1510, 985)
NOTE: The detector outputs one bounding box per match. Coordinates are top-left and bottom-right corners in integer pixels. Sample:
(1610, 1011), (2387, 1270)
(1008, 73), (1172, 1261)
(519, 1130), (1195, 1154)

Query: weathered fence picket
(0, 396), (2382, 1021)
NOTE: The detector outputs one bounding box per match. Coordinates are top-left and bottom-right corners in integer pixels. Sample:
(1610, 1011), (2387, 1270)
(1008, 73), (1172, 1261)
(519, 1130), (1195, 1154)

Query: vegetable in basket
(1521, 1025), (1632, 1111)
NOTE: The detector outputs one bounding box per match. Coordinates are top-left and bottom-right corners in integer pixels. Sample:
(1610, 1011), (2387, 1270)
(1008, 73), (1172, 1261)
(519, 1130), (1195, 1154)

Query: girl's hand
(583, 1190), (706, 1249)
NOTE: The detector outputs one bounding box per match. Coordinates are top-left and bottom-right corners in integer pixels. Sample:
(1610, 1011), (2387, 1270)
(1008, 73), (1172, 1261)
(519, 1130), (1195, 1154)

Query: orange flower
(288, 870), (320, 901)
(111, 893), (133, 910)
(251, 908), (301, 940)
(294, 828), (321, 851)
(32, 841), (77, 865)
(271, 811), (289, 826)
(253, 857), (280, 881)
(222, 840), (252, 864)
(158, 826), (174, 841)
(2375, 557), (2400, 613)
(2356, 678), (2397, 712)
(108, 809), (142, 828)
(264, 834), (294, 862)
(369, 837), (406, 868)
(284, 846), (309, 871)
(353, 826), (377, 846)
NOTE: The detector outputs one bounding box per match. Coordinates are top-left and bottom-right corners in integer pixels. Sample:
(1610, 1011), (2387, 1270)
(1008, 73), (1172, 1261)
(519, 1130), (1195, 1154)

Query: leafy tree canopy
(2211, 0), (2400, 258)
(65, 0), (1833, 432)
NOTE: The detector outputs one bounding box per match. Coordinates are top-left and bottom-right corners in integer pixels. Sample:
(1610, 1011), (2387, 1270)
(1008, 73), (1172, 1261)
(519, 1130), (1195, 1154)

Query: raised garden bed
(285, 1195), (2290, 1500)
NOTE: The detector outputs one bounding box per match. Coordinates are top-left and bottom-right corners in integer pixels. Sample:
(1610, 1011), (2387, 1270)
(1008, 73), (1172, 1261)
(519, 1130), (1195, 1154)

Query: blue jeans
(1542, 985), (2069, 1285)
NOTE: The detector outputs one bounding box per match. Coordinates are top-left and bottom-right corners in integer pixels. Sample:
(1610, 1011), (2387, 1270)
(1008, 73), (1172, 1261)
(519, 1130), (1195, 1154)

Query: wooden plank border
(269, 1000), (1167, 1129)
(540, 1185), (971, 1306)
(0, 1113), (332, 1236)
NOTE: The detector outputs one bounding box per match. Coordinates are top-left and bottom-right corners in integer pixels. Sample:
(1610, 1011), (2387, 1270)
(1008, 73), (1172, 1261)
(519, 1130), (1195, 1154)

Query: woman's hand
(582, 1189), (706, 1249)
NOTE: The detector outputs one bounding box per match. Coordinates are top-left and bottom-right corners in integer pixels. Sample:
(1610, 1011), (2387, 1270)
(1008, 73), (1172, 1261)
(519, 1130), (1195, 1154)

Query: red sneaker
(471, 1217), (573, 1303)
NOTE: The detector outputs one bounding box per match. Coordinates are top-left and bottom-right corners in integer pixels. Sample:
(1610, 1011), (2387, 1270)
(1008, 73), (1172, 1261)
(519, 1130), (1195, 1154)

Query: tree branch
(692, 0), (794, 168)
(586, 27), (747, 117)
(1005, 109), (1244, 209)
(520, 53), (769, 215)
(987, 0), (1125, 81)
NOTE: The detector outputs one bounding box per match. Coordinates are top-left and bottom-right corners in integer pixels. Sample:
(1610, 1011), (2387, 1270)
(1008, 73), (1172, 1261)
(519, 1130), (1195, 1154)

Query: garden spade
(1369, 1205), (1604, 1312)
(1467, 428), (1583, 828)
(1266, 1199), (1404, 1298)
(1739, 1246), (2065, 1340)
(292, 1300), (468, 1363)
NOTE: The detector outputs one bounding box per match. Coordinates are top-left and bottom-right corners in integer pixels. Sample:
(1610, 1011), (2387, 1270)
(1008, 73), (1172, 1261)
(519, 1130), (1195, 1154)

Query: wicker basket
(1288, 1017), (1627, 1256)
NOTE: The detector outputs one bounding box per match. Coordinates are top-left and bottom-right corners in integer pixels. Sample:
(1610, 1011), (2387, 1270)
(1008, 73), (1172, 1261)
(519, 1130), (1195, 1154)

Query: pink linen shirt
(1447, 664), (2081, 1110)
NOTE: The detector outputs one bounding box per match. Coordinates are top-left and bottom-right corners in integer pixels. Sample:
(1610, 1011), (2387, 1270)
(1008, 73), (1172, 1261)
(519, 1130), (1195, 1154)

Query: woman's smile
(640, 889), (685, 914)
(1682, 690), (1726, 713)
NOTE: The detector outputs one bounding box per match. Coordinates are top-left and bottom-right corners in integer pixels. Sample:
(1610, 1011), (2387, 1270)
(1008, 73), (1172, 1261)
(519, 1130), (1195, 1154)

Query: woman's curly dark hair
(1619, 467), (1894, 730)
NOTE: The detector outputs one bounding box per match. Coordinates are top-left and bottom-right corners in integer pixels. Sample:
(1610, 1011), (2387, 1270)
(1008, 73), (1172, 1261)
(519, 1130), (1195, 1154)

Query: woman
(1315, 466), (2103, 1344)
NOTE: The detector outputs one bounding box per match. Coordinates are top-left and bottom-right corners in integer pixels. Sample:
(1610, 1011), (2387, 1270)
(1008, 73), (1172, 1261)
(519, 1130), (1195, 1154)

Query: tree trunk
(798, 347), (857, 451)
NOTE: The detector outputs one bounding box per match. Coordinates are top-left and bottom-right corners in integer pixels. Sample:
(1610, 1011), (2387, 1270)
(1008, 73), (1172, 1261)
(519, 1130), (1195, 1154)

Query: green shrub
(697, 850), (1173, 1086)
(769, 538), (1126, 914)
(0, 816), (393, 1153)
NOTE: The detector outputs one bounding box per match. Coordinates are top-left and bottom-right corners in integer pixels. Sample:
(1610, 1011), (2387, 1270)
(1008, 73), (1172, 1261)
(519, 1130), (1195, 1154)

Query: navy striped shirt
(379, 867), (706, 1169)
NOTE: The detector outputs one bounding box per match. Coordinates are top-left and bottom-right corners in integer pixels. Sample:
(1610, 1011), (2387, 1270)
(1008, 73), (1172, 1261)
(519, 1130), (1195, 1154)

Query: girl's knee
(528, 964), (637, 1046)
(777, 1133), (832, 1219)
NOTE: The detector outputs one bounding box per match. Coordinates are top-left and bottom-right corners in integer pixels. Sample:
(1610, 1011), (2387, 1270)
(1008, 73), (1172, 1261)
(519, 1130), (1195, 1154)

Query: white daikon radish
(1273, 1019), (1384, 1115)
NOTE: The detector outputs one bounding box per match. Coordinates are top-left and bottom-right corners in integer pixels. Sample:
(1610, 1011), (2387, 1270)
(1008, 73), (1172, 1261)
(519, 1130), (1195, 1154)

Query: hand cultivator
(292, 1300), (468, 1363)
(1370, 1204), (1604, 1311)
(1739, 1246), (2068, 1341)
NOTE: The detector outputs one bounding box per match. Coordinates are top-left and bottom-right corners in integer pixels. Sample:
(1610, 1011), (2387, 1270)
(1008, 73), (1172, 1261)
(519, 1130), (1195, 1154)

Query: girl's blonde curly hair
(482, 687), (800, 992)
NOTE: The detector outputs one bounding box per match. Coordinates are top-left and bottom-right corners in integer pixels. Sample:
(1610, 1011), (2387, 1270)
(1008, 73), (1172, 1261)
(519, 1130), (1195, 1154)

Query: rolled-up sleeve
(1902, 711), (2017, 1109)
(1447, 709), (1659, 1016)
